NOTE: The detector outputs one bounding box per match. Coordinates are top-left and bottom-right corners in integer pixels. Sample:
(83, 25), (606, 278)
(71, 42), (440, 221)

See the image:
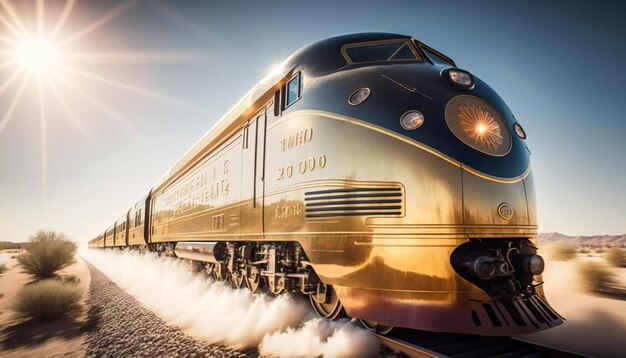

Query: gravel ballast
(83, 260), (258, 358)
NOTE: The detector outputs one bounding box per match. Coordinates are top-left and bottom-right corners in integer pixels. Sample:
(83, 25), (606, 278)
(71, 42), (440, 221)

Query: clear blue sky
(0, 0), (624, 242)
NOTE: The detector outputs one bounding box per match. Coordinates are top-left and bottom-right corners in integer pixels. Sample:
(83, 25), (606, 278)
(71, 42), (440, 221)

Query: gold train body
(89, 33), (562, 335)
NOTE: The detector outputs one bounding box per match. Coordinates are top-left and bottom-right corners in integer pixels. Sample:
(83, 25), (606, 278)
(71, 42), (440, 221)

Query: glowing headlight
(445, 95), (512, 156)
(514, 122), (527, 139)
(400, 110), (425, 130)
(348, 88), (370, 105)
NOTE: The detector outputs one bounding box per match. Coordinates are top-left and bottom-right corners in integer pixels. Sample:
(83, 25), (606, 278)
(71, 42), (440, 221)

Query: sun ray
(0, 58), (16, 71)
(0, 11), (23, 38)
(0, 0), (30, 38)
(36, 0), (44, 37)
(56, 0), (139, 48)
(0, 33), (18, 46)
(0, 66), (22, 95)
(51, 71), (131, 129)
(36, 74), (48, 205)
(49, 0), (76, 41)
(0, 71), (30, 135)
(58, 51), (212, 63)
(56, 63), (205, 110)
(44, 75), (95, 143)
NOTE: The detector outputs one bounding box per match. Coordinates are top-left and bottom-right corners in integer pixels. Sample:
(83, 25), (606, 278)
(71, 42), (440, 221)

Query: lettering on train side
(277, 154), (326, 181)
(162, 159), (232, 217)
(274, 204), (303, 220)
(280, 127), (313, 152)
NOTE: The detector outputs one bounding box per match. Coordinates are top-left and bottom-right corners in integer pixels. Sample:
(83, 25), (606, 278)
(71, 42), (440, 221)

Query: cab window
(285, 72), (301, 108)
(342, 40), (421, 64)
(419, 45), (455, 67)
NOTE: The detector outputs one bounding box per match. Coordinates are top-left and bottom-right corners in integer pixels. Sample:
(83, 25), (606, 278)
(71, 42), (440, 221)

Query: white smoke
(80, 248), (379, 357)
(0, 252), (11, 267)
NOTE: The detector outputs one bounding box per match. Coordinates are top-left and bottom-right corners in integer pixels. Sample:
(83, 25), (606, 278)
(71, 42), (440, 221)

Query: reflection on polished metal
(89, 33), (561, 336)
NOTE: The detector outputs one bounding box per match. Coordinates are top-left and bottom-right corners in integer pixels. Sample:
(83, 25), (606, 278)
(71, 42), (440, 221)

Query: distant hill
(0, 241), (25, 250)
(538, 232), (626, 247)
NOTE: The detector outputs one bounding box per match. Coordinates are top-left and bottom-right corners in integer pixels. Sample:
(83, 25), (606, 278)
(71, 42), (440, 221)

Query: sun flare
(15, 37), (56, 72)
(0, 0), (207, 202)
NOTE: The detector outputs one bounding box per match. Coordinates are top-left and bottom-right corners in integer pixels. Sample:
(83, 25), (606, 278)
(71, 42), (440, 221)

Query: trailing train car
(127, 194), (150, 249)
(103, 224), (115, 248)
(89, 33), (563, 336)
(113, 214), (128, 247)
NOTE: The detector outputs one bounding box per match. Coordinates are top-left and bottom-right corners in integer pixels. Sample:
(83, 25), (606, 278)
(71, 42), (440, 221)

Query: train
(88, 32), (563, 336)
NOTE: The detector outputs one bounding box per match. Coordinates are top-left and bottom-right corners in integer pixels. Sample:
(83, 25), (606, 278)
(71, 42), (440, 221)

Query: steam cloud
(81, 248), (379, 357)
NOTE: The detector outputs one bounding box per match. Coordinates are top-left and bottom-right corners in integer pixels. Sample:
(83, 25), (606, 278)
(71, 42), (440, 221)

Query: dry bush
(605, 248), (626, 268)
(18, 231), (77, 279)
(579, 262), (616, 293)
(548, 243), (577, 261)
(11, 279), (82, 321)
(0, 263), (6, 274)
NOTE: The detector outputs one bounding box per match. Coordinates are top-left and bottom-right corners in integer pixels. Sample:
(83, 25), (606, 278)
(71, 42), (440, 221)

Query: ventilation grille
(304, 186), (403, 218)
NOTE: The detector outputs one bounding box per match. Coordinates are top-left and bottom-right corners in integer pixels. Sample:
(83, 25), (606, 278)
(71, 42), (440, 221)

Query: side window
(284, 72), (301, 109)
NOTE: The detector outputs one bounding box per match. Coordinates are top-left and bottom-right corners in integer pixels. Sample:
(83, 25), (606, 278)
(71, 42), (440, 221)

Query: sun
(15, 37), (56, 73)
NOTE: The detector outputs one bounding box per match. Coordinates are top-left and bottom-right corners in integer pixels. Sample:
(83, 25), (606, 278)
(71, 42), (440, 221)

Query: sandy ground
(517, 253), (626, 357)
(0, 251), (91, 358)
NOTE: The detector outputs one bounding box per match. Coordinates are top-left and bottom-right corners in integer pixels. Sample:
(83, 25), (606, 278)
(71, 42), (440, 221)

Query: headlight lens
(469, 256), (497, 280)
(348, 88), (370, 105)
(400, 110), (425, 130)
(527, 255), (545, 275)
(514, 122), (527, 139)
(449, 70), (473, 86)
(445, 95), (512, 156)
(445, 68), (474, 89)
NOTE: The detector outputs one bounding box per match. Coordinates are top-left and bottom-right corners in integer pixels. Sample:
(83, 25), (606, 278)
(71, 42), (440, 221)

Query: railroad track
(376, 328), (590, 358)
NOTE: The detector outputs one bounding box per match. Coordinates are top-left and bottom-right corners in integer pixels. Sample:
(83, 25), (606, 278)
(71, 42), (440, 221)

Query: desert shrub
(578, 247), (590, 254)
(18, 231), (77, 279)
(548, 243), (577, 261)
(0, 263), (6, 274)
(11, 279), (82, 321)
(579, 262), (615, 292)
(605, 248), (626, 268)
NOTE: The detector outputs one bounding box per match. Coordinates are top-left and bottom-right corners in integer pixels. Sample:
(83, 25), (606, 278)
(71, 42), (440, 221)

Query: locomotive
(88, 33), (563, 336)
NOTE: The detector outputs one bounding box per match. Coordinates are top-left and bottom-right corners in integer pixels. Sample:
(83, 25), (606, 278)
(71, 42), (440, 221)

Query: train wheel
(309, 284), (345, 320)
(359, 319), (394, 335)
(213, 263), (227, 282)
(229, 272), (244, 289)
(245, 267), (263, 293)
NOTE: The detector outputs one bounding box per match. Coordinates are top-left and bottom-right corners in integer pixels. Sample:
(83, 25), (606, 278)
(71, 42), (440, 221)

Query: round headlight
(448, 69), (474, 88)
(400, 110), (425, 130)
(514, 122), (526, 139)
(445, 95), (512, 156)
(348, 88), (370, 105)
(469, 256), (496, 280)
(527, 255), (545, 275)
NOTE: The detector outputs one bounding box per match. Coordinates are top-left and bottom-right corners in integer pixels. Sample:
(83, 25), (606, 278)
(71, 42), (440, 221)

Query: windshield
(343, 40), (421, 64)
